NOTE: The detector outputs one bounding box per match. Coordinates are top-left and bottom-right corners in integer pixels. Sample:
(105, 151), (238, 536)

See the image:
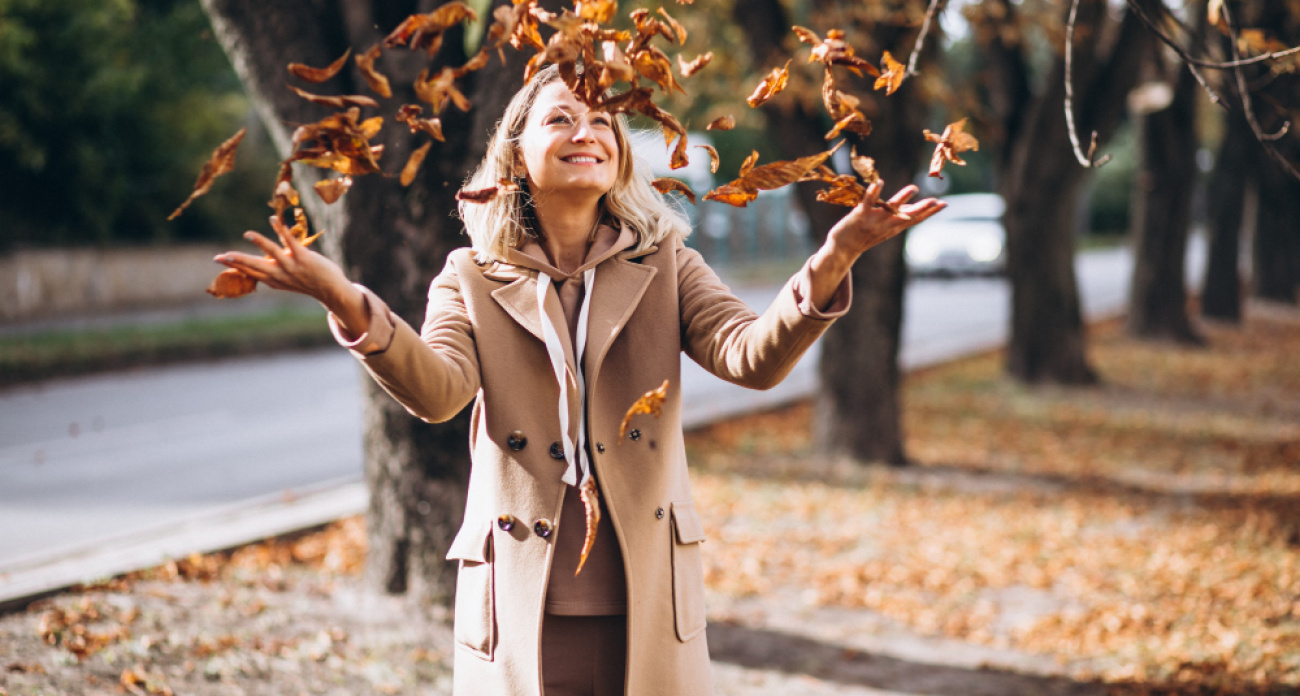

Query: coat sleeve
(677, 243), (851, 390)
(327, 253), (481, 424)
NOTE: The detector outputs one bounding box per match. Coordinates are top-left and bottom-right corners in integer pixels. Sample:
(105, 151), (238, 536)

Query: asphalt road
(0, 244), (1158, 585)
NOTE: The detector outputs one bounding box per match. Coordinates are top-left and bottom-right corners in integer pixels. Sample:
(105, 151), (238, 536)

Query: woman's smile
(519, 81), (619, 199)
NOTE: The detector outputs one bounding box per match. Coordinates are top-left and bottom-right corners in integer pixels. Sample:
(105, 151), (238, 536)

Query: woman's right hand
(214, 215), (371, 339)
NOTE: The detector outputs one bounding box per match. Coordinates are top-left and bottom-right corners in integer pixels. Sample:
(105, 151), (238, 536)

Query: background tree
(1200, 110), (1251, 322)
(198, 0), (536, 604)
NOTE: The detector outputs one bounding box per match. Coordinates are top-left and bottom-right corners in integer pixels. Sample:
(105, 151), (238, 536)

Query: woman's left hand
(806, 183), (946, 310)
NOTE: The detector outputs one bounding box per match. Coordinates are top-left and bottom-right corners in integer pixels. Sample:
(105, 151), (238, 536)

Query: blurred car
(904, 192), (1007, 276)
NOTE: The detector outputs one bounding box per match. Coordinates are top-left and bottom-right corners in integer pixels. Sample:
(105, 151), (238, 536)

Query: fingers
(888, 184), (920, 207)
(243, 231), (291, 268)
(270, 214), (304, 254)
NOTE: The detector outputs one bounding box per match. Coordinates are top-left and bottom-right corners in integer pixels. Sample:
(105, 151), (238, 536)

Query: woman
(217, 66), (943, 696)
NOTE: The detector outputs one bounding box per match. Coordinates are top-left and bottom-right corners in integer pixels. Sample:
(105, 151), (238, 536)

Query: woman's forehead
(532, 81), (605, 116)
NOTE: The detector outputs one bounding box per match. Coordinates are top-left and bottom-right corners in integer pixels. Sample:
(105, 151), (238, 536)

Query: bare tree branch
(1064, 0), (1111, 168)
(905, 0), (945, 78)
(1124, 0), (1226, 107)
(1128, 0), (1300, 69)
(1219, 1), (1300, 182)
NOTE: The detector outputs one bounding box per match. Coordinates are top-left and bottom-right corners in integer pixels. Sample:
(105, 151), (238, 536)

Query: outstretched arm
(806, 183), (946, 311)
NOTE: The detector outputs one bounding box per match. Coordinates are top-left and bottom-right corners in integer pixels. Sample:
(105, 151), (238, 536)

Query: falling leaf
(354, 44), (392, 98)
(456, 178), (520, 204)
(696, 144), (720, 173)
(313, 176), (352, 204)
(168, 128), (246, 221)
(575, 477), (601, 576)
(705, 145), (841, 208)
(702, 183), (757, 207)
(384, 3), (478, 56)
(874, 50), (906, 95)
(652, 177), (696, 204)
(822, 70), (871, 140)
(619, 380), (670, 443)
(738, 150), (759, 178)
(396, 104), (445, 141)
(288, 49), (351, 83)
(656, 7), (688, 45)
(401, 142), (433, 187)
(286, 85), (379, 110)
(678, 51), (712, 77)
(670, 132), (690, 169)
(575, 0), (617, 23)
(415, 67), (473, 114)
(849, 147), (881, 184)
(706, 115), (735, 131)
(923, 118), (980, 178)
(795, 26), (877, 77)
(747, 59), (792, 107)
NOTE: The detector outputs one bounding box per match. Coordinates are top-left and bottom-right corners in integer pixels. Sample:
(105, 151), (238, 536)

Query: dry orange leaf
(696, 144), (720, 173)
(795, 26), (877, 77)
(738, 150), (759, 177)
(313, 176), (352, 204)
(401, 141), (433, 187)
(747, 59), (791, 107)
(456, 178), (521, 204)
(396, 104), (445, 141)
(288, 48), (351, 83)
(678, 51), (712, 77)
(619, 379), (670, 443)
(287, 85), (379, 110)
(706, 145), (841, 208)
(874, 50), (906, 95)
(923, 118), (980, 178)
(706, 115), (735, 131)
(206, 268), (258, 299)
(575, 476), (601, 576)
(384, 3), (478, 56)
(354, 44), (392, 98)
(168, 128), (246, 221)
(652, 177), (696, 204)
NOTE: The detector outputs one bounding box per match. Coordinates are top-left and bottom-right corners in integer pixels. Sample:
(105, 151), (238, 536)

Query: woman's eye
(592, 116), (612, 127)
(547, 115), (570, 125)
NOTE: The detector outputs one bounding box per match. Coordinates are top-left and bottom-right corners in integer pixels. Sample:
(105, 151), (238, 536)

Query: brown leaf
(488, 2), (544, 53)
(849, 147), (881, 184)
(288, 48), (351, 83)
(575, 0), (617, 24)
(575, 477), (601, 576)
(401, 141), (433, 187)
(619, 380), (670, 443)
(168, 128), (246, 221)
(822, 69), (872, 139)
(267, 163), (299, 216)
(313, 176), (352, 204)
(798, 27), (877, 77)
(286, 85), (379, 110)
(923, 118), (980, 178)
(678, 51), (712, 78)
(632, 45), (684, 96)
(703, 183), (758, 207)
(747, 60), (792, 108)
(652, 177), (696, 204)
(396, 104), (445, 141)
(456, 178), (520, 204)
(738, 150), (760, 178)
(206, 269), (258, 299)
(414, 67), (472, 114)
(354, 44), (392, 98)
(696, 144), (720, 173)
(700, 117), (733, 136)
(657, 7), (688, 45)
(874, 50), (906, 95)
(670, 132), (690, 170)
(289, 109), (383, 176)
(706, 145), (841, 208)
(384, 4), (478, 56)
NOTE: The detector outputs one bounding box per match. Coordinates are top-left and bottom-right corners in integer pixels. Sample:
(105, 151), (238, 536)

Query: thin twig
(1064, 0), (1110, 168)
(1124, 0), (1225, 107)
(1220, 0), (1300, 180)
(906, 0), (945, 78)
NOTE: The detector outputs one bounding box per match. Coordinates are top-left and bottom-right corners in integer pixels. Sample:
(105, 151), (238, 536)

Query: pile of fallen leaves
(686, 307), (1300, 694)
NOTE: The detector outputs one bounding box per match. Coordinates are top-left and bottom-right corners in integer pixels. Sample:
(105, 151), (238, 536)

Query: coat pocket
(670, 500), (707, 642)
(447, 519), (496, 660)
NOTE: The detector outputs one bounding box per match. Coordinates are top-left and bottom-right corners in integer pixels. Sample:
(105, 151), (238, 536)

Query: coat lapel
(585, 256), (657, 380)
(490, 275), (546, 345)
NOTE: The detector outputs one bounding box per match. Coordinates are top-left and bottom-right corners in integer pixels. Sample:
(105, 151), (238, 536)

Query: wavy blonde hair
(458, 65), (691, 263)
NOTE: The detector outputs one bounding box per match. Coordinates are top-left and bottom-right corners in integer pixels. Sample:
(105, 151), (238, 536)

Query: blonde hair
(458, 65), (692, 263)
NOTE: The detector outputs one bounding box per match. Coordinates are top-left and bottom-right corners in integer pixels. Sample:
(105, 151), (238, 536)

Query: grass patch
(0, 306), (334, 386)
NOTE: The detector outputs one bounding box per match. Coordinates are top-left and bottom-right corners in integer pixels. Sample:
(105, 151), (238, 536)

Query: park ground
(2, 302), (1298, 696)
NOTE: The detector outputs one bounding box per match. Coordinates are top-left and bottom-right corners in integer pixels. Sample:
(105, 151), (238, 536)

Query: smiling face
(516, 80), (620, 201)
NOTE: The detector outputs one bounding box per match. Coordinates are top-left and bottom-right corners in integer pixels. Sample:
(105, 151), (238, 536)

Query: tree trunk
(1252, 160), (1300, 304)
(996, 0), (1146, 384)
(1127, 60), (1202, 344)
(1201, 113), (1252, 321)
(732, 0), (927, 464)
(200, 0), (528, 604)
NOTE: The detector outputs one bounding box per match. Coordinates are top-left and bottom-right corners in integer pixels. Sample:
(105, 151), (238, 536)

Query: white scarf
(535, 267), (597, 488)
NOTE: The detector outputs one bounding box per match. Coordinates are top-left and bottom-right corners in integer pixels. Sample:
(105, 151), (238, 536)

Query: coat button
(497, 514), (516, 532)
(549, 441), (565, 460)
(629, 429), (641, 441)
(533, 519), (553, 538)
(595, 442), (606, 453)
(507, 431), (527, 451)
(655, 507), (665, 520)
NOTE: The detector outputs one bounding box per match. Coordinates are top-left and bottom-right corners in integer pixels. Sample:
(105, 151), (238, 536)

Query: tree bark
(733, 0), (928, 464)
(1201, 113), (1252, 321)
(992, 0), (1146, 384)
(1127, 57), (1202, 344)
(1252, 159), (1300, 304)
(200, 0), (528, 604)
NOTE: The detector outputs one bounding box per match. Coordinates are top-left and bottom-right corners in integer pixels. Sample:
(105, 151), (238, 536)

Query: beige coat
(335, 233), (849, 696)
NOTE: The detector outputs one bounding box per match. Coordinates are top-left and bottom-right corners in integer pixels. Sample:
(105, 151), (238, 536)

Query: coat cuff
(327, 284), (396, 356)
(790, 258), (852, 320)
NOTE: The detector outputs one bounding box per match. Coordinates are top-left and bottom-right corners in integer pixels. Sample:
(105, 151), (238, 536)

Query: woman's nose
(570, 118), (597, 142)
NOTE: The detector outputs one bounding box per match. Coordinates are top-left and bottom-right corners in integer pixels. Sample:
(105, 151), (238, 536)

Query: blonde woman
(216, 65), (944, 696)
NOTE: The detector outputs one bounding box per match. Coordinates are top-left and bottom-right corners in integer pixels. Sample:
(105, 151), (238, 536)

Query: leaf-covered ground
(3, 302), (1298, 695)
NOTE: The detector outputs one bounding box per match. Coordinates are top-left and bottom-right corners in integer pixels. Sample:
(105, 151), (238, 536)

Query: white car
(904, 192), (1007, 276)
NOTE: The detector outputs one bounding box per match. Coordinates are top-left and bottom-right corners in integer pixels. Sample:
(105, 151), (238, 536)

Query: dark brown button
(497, 514), (516, 532)
(629, 429), (641, 441)
(533, 519), (553, 538)
(507, 430), (527, 451)
(549, 442), (565, 460)
(655, 507), (665, 520)
(595, 442), (606, 453)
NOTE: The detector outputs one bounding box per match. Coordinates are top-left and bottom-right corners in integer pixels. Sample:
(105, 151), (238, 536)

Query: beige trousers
(541, 614), (628, 696)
